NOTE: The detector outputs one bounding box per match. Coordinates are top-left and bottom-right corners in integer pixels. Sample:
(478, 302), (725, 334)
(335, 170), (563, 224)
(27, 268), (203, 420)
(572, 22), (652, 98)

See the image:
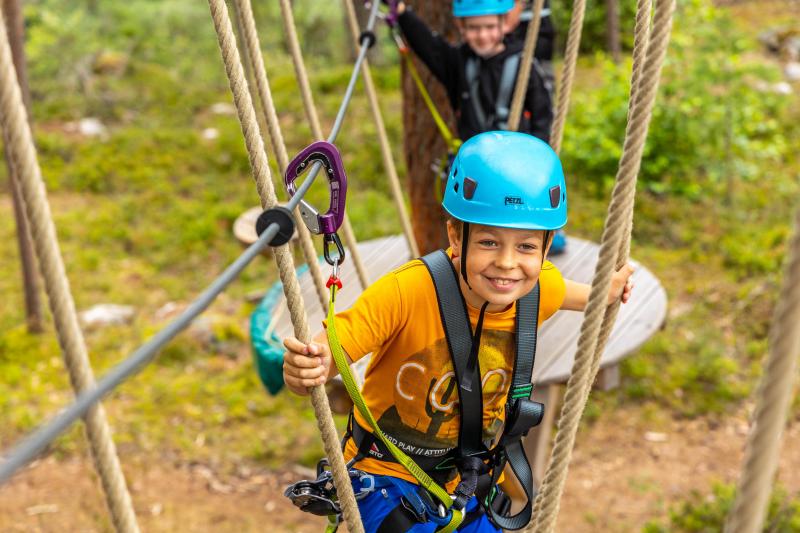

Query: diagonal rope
(206, 1), (363, 530)
(507, 0), (545, 132)
(724, 207), (800, 532)
(231, 0), (328, 310)
(278, 0), (370, 290)
(340, 0), (419, 258)
(549, 0), (587, 154)
(0, 12), (140, 533)
(528, 1), (675, 530)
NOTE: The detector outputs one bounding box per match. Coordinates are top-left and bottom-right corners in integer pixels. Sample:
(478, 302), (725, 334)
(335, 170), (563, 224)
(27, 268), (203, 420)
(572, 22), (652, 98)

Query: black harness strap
(420, 250), (543, 530)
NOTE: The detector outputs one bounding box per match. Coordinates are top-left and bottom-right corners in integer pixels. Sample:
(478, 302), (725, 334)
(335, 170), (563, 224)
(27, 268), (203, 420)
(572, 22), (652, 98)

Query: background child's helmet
(453, 0), (515, 17)
(442, 131), (567, 230)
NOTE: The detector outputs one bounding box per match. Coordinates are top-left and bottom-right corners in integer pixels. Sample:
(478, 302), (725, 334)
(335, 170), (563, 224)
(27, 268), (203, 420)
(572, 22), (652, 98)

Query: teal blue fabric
(453, 0), (514, 17)
(442, 131), (567, 231)
(249, 264), (310, 395)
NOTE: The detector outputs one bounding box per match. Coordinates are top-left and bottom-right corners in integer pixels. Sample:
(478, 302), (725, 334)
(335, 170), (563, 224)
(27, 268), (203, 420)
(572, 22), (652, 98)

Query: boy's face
(457, 15), (506, 58)
(447, 221), (550, 312)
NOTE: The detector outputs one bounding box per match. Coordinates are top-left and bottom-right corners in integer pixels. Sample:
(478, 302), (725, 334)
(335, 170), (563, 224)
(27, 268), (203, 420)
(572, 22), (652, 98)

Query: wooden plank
(266, 234), (667, 389)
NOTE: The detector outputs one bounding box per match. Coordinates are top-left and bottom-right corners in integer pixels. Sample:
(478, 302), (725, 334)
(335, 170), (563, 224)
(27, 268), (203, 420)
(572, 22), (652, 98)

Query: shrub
(561, 0), (791, 198)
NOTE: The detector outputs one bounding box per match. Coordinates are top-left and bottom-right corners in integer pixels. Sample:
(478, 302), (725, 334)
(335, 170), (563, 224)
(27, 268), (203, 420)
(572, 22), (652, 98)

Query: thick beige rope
(528, 1), (675, 531)
(277, 0), (370, 290)
(0, 13), (139, 533)
(206, 2), (363, 531)
(340, 0), (419, 258)
(587, 0), (653, 382)
(549, 0), (587, 154)
(231, 0), (328, 310)
(507, 0), (545, 132)
(725, 208), (800, 532)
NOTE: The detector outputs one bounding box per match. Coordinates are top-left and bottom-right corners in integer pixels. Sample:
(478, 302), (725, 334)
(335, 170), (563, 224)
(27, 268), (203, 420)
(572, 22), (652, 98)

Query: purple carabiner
(284, 141), (347, 235)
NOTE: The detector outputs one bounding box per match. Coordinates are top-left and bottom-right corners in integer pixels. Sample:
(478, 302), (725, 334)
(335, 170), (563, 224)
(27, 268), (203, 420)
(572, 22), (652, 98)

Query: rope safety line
(231, 0), (328, 310)
(528, 1), (675, 530)
(507, 0), (545, 132)
(0, 13), (140, 533)
(341, 0), (420, 258)
(725, 207), (800, 532)
(530, 0), (652, 515)
(206, 0), (367, 530)
(278, 0), (371, 291)
(586, 0), (653, 394)
(549, 0), (587, 154)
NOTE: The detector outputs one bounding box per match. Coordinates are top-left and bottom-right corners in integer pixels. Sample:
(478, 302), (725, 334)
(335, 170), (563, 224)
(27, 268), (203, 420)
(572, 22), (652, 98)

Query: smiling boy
(283, 132), (632, 531)
(393, 0), (553, 142)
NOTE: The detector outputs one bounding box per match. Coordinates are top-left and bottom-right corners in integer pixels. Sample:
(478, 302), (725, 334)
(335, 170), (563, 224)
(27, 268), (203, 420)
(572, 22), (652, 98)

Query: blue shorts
(351, 474), (500, 533)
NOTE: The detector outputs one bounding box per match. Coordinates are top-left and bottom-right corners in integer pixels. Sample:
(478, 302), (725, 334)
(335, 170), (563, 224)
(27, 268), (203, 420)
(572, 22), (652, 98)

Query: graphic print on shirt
(375, 329), (515, 452)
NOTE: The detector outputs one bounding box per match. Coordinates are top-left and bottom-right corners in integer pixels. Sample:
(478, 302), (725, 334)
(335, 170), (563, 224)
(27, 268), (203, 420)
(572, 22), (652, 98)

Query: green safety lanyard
(394, 32), (462, 155)
(325, 273), (463, 533)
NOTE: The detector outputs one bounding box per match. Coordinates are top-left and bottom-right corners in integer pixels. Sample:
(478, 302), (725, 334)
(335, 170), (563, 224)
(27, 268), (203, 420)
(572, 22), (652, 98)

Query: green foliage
(551, 0), (638, 54)
(644, 483), (800, 532)
(561, 0), (791, 198)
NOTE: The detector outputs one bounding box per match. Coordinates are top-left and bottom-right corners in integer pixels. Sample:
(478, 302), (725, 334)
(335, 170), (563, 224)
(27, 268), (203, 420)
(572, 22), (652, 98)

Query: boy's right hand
(283, 337), (332, 396)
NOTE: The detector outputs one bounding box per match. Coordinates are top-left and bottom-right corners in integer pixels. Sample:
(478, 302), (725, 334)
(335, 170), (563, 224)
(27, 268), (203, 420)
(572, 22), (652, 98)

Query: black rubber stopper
(359, 30), (377, 49)
(255, 206), (295, 247)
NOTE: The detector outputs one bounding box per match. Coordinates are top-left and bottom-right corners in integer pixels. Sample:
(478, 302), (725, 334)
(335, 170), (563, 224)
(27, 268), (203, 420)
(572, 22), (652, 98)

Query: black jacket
(398, 9), (553, 143)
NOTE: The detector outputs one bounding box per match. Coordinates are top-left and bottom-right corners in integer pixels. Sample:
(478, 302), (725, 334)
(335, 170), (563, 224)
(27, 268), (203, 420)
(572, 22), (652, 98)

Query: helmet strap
(461, 222), (472, 290)
(542, 230), (551, 265)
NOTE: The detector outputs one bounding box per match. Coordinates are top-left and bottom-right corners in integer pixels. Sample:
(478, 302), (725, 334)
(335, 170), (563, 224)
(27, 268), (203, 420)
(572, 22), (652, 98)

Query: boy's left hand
(609, 263), (635, 305)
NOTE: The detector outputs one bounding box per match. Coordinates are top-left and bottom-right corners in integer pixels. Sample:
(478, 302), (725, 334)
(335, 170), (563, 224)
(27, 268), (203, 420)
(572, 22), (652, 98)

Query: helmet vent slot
(549, 185), (561, 208)
(463, 177), (478, 200)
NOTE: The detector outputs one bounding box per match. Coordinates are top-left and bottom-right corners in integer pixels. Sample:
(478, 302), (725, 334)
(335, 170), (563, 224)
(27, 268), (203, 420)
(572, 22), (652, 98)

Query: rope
(231, 0), (328, 310)
(341, 0), (419, 258)
(507, 0), (545, 132)
(0, 12), (140, 533)
(278, 0), (370, 290)
(549, 0), (587, 154)
(206, 1), (363, 531)
(725, 207), (800, 532)
(3, 0), (43, 333)
(528, 1), (675, 530)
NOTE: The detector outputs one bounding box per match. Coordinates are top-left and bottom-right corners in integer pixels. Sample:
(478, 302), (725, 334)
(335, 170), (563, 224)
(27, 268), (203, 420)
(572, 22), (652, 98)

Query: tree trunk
(401, 3), (458, 255)
(3, 0), (43, 333)
(606, 0), (621, 63)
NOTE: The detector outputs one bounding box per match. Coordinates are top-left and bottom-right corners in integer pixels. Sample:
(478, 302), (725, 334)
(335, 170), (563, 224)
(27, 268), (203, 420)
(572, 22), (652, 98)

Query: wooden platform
(266, 233), (667, 388)
(255, 231), (667, 486)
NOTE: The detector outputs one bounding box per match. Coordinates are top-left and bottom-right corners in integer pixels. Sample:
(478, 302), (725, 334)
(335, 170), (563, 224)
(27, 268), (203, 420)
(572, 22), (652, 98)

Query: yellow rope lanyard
(391, 30), (461, 202)
(324, 265), (464, 533)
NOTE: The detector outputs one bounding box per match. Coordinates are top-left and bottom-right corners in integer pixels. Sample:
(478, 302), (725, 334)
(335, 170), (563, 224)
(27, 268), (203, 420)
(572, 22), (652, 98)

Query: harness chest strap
(465, 52), (522, 131)
(421, 250), (542, 530)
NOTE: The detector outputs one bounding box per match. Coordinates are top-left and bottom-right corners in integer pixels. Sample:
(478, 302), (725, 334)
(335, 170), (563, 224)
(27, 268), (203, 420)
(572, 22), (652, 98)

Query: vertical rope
(277, 0), (370, 290)
(0, 12), (139, 533)
(528, 1), (675, 530)
(507, 0), (545, 132)
(725, 208), (800, 532)
(205, 1), (363, 530)
(231, 0), (328, 310)
(549, 0), (587, 154)
(2, 0), (43, 332)
(340, 0), (419, 258)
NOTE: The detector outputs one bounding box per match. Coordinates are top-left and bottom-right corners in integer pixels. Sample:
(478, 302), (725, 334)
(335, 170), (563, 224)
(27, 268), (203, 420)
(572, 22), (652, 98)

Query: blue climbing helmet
(442, 130), (567, 231)
(453, 0), (515, 17)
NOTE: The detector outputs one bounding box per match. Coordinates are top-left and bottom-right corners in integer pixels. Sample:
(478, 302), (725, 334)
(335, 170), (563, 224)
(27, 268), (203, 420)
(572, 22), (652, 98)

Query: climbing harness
(290, 232), (547, 531)
(465, 52), (521, 132)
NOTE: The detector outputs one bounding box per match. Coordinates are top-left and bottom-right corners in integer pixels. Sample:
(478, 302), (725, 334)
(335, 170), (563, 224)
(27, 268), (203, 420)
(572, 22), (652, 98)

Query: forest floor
(2, 406), (800, 532)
